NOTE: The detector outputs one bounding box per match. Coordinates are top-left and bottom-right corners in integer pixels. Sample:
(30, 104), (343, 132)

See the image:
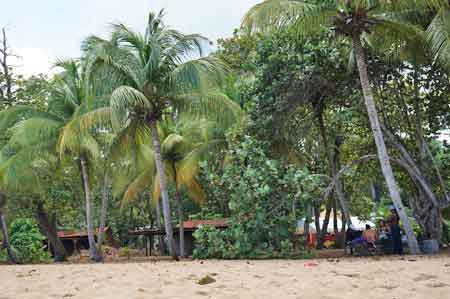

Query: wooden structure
(55, 227), (119, 256)
(129, 219), (229, 256)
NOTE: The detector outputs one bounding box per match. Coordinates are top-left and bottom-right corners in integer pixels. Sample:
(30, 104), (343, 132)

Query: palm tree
(83, 10), (229, 259)
(54, 59), (109, 262)
(242, 0), (449, 254)
(0, 107), (69, 261)
(0, 60), (107, 261)
(119, 115), (230, 257)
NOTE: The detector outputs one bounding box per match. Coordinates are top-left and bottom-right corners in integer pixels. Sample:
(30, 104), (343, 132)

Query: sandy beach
(0, 255), (449, 299)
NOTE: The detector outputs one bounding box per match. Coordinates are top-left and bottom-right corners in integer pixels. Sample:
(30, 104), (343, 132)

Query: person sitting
(377, 220), (390, 240)
(362, 224), (378, 247)
(349, 225), (365, 248)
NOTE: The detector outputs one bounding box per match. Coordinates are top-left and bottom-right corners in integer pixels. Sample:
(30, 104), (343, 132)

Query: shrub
(118, 246), (131, 258)
(194, 136), (320, 259)
(9, 218), (50, 263)
(193, 225), (227, 259)
(0, 248), (7, 262)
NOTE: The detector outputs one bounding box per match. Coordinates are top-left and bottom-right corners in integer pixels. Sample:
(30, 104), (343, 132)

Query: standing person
(389, 207), (403, 255)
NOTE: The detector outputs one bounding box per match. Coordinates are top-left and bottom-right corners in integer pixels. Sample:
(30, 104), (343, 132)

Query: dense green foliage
(1, 1), (450, 262)
(9, 218), (50, 263)
(194, 136), (319, 258)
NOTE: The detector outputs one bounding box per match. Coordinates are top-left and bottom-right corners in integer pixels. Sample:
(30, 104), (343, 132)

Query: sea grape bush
(193, 136), (319, 259)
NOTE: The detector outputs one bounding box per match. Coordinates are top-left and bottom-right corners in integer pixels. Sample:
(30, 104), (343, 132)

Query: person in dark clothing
(388, 207), (403, 255)
(346, 225), (363, 255)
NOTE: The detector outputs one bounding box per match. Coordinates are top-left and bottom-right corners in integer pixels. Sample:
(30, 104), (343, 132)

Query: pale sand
(1, 256), (449, 299)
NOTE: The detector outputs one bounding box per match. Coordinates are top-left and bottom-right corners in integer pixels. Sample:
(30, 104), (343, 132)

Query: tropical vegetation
(1, 1), (450, 262)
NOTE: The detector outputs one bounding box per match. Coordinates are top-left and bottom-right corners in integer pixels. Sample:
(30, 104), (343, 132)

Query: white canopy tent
(296, 217), (375, 234)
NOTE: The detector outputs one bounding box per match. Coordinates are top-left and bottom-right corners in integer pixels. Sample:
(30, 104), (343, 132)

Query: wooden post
(150, 235), (153, 256)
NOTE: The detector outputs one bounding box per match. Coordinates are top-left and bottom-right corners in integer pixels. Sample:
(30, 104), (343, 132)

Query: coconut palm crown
(83, 10), (231, 259)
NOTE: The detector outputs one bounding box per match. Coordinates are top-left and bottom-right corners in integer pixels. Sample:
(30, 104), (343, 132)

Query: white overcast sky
(3, 0), (260, 76)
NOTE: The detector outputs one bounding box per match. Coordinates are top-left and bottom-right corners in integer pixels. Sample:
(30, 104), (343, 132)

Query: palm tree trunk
(352, 33), (421, 254)
(175, 189), (185, 257)
(149, 120), (179, 261)
(0, 208), (18, 264)
(172, 163), (185, 257)
(96, 173), (109, 251)
(36, 202), (67, 261)
(79, 156), (102, 262)
(155, 199), (165, 255)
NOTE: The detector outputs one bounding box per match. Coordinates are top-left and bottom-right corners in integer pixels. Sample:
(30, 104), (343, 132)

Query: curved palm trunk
(352, 33), (420, 254)
(36, 202), (67, 261)
(149, 120), (179, 261)
(79, 157), (103, 262)
(96, 173), (109, 251)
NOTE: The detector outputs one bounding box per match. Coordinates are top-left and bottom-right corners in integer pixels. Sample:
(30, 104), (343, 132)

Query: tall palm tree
(0, 105), (69, 262)
(242, 0), (449, 254)
(83, 10), (230, 259)
(0, 60), (106, 261)
(54, 59), (109, 262)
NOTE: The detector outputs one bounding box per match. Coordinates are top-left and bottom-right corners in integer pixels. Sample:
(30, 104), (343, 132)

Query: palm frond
(111, 23), (146, 57)
(109, 119), (151, 161)
(378, 0), (448, 13)
(151, 162), (175, 204)
(161, 133), (186, 159)
(368, 16), (427, 63)
(121, 168), (154, 208)
(173, 90), (244, 129)
(0, 147), (57, 193)
(242, 0), (326, 33)
(162, 31), (208, 62)
(426, 7), (450, 70)
(110, 86), (152, 124)
(79, 107), (113, 131)
(7, 117), (62, 149)
(169, 56), (229, 93)
(0, 106), (60, 133)
(58, 118), (82, 157)
(80, 134), (101, 161)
